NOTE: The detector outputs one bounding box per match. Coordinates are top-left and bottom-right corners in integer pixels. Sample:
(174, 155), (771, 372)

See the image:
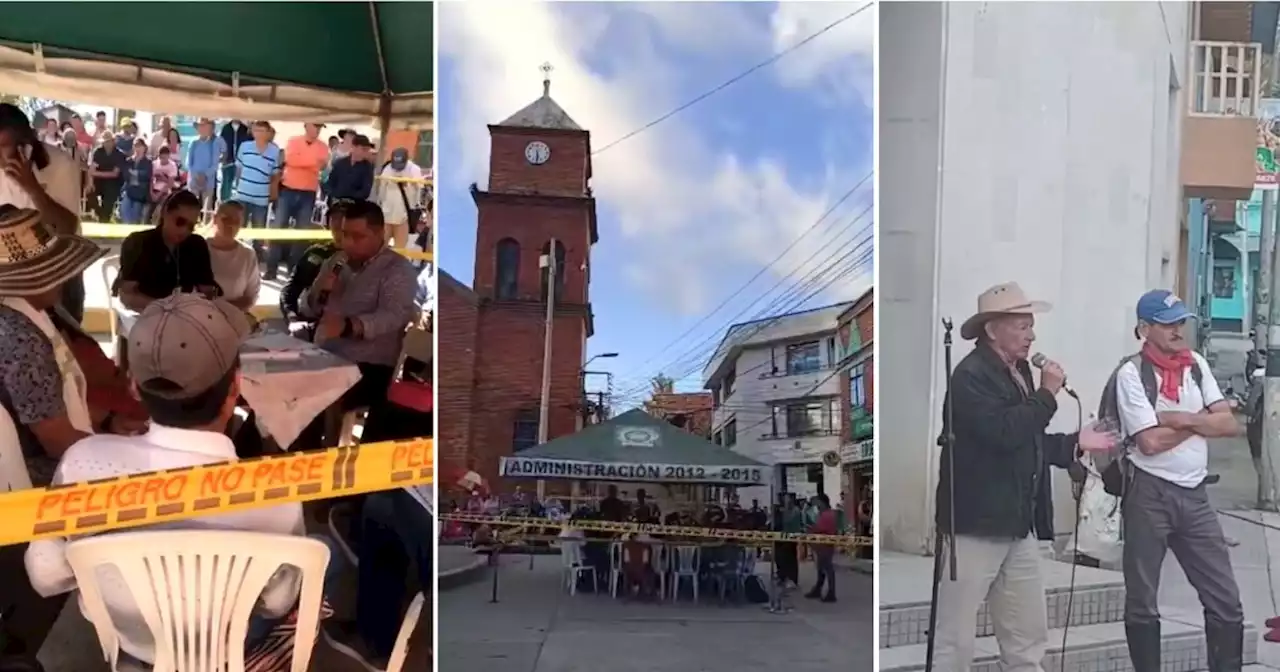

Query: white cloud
(439, 1), (874, 316)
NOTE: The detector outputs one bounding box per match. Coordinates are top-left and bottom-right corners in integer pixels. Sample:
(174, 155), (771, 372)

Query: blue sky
(437, 2), (875, 408)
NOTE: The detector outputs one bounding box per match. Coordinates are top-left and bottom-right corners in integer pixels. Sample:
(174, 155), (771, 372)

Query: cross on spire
(540, 62), (554, 97)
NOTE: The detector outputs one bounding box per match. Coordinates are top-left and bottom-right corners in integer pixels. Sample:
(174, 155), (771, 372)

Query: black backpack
(1094, 353), (1205, 496)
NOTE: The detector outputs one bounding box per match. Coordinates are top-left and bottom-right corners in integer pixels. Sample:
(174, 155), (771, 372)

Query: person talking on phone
(1115, 291), (1243, 672)
(933, 282), (1119, 672)
(0, 104), (89, 323)
(114, 190), (221, 314)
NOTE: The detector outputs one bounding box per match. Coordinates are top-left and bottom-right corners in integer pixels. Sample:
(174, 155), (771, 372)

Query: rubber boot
(1125, 621), (1162, 672)
(804, 572), (825, 599)
(1205, 621), (1244, 672)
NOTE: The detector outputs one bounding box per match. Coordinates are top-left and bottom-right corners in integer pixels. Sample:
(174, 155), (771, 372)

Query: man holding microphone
(933, 282), (1118, 671)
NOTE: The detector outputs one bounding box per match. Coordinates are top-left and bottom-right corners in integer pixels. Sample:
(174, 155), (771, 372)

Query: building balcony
(1181, 40), (1262, 201)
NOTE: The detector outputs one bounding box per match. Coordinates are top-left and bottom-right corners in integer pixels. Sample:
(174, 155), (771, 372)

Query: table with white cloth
(114, 299), (361, 447)
(236, 330), (361, 448)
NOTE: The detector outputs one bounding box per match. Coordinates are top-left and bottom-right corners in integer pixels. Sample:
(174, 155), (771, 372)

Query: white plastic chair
(387, 592), (425, 672)
(671, 546), (700, 603)
(558, 540), (597, 596)
(101, 255), (122, 350)
(65, 530), (331, 672)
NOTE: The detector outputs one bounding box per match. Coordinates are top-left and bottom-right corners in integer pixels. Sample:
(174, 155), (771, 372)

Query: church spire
(541, 62), (553, 98)
(496, 61), (582, 131)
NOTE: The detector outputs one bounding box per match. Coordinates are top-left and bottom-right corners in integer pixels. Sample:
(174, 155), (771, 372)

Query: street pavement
(1166, 434), (1280, 670)
(439, 554), (872, 672)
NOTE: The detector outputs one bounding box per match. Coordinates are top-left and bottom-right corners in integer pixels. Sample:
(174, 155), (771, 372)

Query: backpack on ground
(1094, 353), (1205, 497)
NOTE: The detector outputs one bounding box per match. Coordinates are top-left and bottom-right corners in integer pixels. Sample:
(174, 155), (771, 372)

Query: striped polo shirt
(234, 140), (281, 207)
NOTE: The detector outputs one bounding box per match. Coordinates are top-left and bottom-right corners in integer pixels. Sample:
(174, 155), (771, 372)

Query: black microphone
(1030, 352), (1078, 399)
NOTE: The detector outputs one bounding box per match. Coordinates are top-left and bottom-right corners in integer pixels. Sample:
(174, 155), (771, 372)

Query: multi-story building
(879, 1), (1254, 554)
(837, 289), (874, 536)
(645, 391), (714, 439)
(703, 303), (853, 506)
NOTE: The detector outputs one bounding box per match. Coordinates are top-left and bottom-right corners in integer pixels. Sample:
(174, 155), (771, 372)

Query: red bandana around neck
(1141, 342), (1195, 402)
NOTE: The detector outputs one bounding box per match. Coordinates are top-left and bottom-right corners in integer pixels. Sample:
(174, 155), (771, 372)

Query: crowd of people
(24, 108), (433, 288)
(443, 484), (844, 604)
(0, 101), (433, 671)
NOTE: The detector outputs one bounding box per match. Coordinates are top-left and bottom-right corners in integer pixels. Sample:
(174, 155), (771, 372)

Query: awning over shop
(499, 409), (769, 486)
(0, 2), (433, 126)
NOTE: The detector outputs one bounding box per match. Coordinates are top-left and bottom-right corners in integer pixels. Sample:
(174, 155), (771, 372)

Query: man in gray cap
(376, 147), (425, 248)
(24, 294), (342, 659)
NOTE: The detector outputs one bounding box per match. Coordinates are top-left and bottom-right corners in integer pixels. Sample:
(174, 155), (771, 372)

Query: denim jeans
(267, 188), (317, 276)
(241, 202), (269, 261)
(357, 490), (433, 658)
(246, 533), (346, 648)
(119, 196), (146, 224)
(220, 164), (237, 203)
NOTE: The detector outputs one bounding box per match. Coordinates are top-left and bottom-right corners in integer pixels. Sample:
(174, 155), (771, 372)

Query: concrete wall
(880, 1), (1191, 554)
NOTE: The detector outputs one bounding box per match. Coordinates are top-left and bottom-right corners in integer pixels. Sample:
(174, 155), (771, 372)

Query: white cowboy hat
(0, 208), (106, 297)
(960, 282), (1053, 340)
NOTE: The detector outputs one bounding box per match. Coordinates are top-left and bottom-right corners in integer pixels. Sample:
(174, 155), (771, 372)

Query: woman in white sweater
(206, 201), (261, 311)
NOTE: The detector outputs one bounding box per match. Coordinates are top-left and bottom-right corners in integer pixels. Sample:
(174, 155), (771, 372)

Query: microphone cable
(1060, 393), (1085, 672)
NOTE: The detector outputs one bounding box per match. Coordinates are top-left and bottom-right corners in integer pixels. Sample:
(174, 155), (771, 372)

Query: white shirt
(208, 242), (261, 306)
(0, 146), (82, 232)
(1116, 352), (1224, 488)
(25, 424), (306, 662)
(377, 162), (424, 224)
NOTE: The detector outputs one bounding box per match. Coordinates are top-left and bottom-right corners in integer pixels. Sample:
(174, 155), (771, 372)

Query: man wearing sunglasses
(115, 190), (221, 313)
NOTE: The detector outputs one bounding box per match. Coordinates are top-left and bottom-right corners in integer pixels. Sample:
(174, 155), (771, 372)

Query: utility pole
(1259, 192), (1276, 356)
(537, 238), (558, 501)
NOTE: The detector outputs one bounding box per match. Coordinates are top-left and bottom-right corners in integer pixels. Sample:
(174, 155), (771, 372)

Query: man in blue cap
(1114, 290), (1244, 671)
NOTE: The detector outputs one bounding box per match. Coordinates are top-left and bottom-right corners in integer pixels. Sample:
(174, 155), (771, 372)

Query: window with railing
(1190, 41), (1262, 117)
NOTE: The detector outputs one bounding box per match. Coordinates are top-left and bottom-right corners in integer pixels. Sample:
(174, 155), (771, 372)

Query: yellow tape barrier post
(440, 513), (868, 548)
(0, 439), (432, 547)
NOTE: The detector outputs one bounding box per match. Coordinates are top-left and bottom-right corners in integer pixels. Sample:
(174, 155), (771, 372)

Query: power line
(593, 2), (876, 155)
(613, 173), (872, 386)
(618, 223), (873, 398)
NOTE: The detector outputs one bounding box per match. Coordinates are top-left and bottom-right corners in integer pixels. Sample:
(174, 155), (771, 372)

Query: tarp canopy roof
(499, 409), (769, 486)
(0, 2), (433, 127)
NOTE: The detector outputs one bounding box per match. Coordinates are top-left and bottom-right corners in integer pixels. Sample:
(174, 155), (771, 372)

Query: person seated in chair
(280, 199), (349, 340)
(24, 295), (343, 664)
(114, 190), (220, 312)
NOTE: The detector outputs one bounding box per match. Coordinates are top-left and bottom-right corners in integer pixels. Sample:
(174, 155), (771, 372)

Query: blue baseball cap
(1136, 290), (1195, 324)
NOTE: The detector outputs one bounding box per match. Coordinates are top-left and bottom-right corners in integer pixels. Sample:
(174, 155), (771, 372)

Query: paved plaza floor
(440, 554), (872, 672)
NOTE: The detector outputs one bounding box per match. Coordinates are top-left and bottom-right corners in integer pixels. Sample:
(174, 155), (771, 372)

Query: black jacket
(280, 241), (339, 319)
(326, 157), (374, 202)
(936, 344), (1079, 540)
(219, 122), (253, 166)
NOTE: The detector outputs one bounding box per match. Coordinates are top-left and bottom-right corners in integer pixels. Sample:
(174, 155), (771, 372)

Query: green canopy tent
(0, 2), (433, 127)
(500, 409), (770, 487)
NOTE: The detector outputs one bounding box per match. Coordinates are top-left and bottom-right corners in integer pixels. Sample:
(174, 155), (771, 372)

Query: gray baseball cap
(390, 148), (409, 170)
(128, 294), (250, 399)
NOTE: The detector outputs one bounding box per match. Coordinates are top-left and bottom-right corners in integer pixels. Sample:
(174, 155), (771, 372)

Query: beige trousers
(933, 534), (1048, 672)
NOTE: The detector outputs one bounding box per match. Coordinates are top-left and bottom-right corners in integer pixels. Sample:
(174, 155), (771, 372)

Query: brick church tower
(438, 67), (598, 491)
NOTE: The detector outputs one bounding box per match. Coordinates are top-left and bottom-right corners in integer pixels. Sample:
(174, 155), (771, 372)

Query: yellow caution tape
(79, 223), (433, 262)
(439, 513), (867, 547)
(0, 438), (433, 547)
(373, 175), (434, 186)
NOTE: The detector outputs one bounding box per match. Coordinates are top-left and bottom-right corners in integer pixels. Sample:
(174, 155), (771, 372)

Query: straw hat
(960, 282), (1052, 340)
(0, 208), (106, 297)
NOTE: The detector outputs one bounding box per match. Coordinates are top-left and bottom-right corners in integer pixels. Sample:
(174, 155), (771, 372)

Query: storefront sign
(500, 457), (767, 484)
(840, 439), (873, 465)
